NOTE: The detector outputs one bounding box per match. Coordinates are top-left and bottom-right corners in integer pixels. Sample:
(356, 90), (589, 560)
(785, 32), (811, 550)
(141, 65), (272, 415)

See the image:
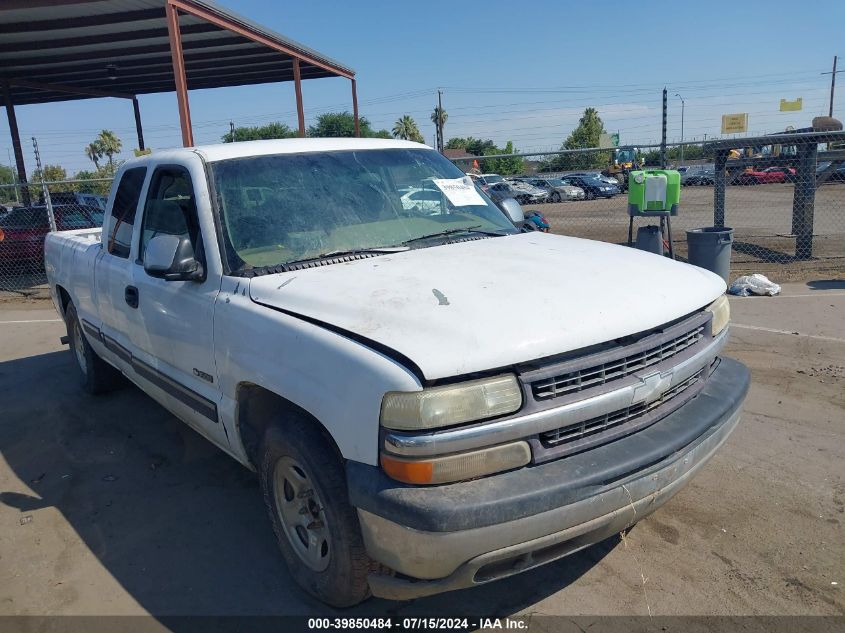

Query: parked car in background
(468, 173), (505, 189)
(681, 167), (716, 186)
(486, 181), (546, 205)
(561, 174), (620, 199)
(759, 166), (796, 183)
(0, 204), (103, 270)
(735, 167), (795, 185)
(39, 191), (109, 210)
(504, 178), (549, 202)
(816, 162), (845, 182)
(525, 177), (585, 202)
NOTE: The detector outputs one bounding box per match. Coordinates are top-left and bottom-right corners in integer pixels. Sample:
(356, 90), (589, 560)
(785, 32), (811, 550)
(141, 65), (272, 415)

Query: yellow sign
(721, 113), (748, 134)
(779, 98), (802, 112)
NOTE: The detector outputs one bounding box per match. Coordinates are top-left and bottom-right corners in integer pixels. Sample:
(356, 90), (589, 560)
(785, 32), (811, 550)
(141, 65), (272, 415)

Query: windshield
(482, 175), (504, 184)
(210, 148), (516, 273)
(547, 179), (564, 186)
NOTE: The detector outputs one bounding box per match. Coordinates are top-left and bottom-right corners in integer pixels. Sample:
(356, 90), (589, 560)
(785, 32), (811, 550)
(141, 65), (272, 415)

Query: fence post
(794, 143), (818, 259)
(713, 150), (728, 229)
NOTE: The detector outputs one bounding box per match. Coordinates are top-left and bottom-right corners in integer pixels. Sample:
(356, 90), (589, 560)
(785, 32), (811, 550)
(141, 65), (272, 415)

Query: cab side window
(105, 167), (146, 258)
(139, 166), (203, 266)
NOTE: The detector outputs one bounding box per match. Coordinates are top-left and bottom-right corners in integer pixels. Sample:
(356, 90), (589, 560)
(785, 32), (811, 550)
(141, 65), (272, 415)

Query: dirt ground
(0, 282), (843, 619)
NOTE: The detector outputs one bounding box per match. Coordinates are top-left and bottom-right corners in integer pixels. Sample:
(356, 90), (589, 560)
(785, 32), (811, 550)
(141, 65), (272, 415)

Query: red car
(736, 166), (796, 185)
(0, 204), (103, 271)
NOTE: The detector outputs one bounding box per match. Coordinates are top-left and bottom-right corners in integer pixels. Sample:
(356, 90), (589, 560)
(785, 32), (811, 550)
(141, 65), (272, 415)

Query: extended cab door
(128, 162), (228, 448)
(94, 166), (149, 371)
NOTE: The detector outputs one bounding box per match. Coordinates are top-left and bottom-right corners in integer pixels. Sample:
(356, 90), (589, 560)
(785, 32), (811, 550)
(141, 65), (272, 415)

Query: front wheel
(259, 416), (379, 607)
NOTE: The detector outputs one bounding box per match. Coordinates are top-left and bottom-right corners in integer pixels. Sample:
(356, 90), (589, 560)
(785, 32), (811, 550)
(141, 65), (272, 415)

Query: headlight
(706, 295), (730, 335)
(380, 374), (522, 431)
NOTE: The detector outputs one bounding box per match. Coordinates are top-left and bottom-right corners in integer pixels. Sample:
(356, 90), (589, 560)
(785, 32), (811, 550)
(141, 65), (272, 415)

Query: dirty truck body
(45, 139), (748, 606)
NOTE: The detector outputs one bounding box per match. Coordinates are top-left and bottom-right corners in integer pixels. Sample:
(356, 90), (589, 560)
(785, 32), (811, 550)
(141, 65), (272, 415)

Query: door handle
(125, 285), (139, 309)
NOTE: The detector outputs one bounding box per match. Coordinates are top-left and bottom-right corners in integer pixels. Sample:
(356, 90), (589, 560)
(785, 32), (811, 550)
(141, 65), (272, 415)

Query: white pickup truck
(45, 138), (748, 606)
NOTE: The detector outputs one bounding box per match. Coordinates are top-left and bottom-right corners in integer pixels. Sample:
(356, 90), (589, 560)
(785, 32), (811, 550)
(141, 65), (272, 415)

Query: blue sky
(3, 0), (844, 176)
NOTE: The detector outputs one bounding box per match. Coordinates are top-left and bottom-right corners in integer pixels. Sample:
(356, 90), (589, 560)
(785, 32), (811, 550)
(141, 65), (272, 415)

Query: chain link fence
(1, 131), (843, 296)
(450, 131), (845, 280)
(0, 178), (111, 296)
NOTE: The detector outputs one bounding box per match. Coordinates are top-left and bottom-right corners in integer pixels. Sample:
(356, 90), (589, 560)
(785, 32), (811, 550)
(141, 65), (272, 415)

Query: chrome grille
(540, 368), (705, 447)
(531, 324), (705, 401)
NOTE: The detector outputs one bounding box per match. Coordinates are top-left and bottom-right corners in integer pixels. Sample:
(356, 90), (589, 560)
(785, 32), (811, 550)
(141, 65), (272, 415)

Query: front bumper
(348, 357), (749, 600)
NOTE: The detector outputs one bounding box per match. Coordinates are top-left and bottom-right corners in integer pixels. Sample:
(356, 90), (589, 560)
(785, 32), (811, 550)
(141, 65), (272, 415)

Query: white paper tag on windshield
(432, 177), (486, 207)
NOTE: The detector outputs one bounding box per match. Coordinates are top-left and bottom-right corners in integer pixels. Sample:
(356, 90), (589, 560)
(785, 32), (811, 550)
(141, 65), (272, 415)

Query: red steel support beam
(2, 81), (30, 205)
(293, 58), (305, 137)
(168, 0), (354, 80)
(165, 1), (194, 147)
(351, 78), (360, 138)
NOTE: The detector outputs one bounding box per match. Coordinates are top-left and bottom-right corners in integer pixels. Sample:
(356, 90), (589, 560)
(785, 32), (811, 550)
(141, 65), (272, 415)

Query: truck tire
(65, 303), (123, 395)
(258, 417), (377, 607)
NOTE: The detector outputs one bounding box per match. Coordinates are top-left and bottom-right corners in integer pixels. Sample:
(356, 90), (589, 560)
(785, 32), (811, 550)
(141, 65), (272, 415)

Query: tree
(483, 141), (524, 175)
(431, 106), (448, 149)
(222, 122), (298, 143)
(545, 108), (609, 171)
(97, 130), (122, 166)
(392, 115), (424, 143)
(32, 164), (67, 183)
(0, 164), (17, 204)
(445, 137), (503, 156)
(85, 142), (102, 168)
(430, 106), (448, 130)
(308, 112), (389, 138)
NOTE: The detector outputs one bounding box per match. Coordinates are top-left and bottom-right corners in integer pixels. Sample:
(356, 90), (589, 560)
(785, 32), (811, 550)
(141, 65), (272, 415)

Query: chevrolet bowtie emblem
(632, 370), (673, 405)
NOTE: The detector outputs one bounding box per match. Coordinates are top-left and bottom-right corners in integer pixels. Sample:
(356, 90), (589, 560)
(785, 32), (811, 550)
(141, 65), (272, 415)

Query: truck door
(94, 166), (148, 371)
(128, 164), (227, 448)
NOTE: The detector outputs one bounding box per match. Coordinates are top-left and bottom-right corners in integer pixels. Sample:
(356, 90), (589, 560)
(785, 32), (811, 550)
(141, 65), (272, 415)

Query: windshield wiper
(401, 226), (506, 245)
(282, 246), (409, 267)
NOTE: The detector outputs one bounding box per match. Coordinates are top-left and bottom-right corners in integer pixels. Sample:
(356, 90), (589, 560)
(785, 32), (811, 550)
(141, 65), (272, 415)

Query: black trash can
(686, 227), (734, 283)
(635, 225), (663, 255)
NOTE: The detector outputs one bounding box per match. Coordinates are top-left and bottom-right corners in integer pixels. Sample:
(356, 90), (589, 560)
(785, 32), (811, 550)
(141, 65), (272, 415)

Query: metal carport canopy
(1, 0), (359, 187)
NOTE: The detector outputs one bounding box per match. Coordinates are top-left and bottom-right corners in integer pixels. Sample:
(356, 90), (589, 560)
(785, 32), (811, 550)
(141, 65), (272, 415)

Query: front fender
(213, 277), (422, 466)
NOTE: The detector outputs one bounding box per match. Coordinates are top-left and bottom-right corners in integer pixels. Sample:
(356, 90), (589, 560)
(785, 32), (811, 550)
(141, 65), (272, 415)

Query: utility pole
(437, 89), (444, 153)
(674, 93), (685, 165)
(229, 120), (235, 141)
(32, 137), (57, 232)
(660, 88), (667, 169)
(822, 55), (843, 117)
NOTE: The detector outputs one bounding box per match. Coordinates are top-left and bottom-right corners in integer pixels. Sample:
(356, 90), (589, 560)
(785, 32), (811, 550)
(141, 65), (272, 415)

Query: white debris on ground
(728, 273), (782, 296)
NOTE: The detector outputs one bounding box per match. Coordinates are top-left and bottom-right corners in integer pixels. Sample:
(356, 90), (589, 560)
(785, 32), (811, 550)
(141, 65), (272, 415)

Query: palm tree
(85, 142), (102, 169)
(97, 130), (122, 166)
(392, 115), (423, 143)
(430, 106), (448, 131)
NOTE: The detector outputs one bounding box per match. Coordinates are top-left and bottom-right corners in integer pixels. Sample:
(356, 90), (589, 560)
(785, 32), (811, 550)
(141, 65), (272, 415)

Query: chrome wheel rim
(72, 320), (87, 375)
(273, 456), (331, 572)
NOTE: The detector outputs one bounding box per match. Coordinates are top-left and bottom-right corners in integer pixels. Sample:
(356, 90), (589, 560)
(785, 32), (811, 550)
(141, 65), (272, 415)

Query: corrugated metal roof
(0, 0), (354, 106)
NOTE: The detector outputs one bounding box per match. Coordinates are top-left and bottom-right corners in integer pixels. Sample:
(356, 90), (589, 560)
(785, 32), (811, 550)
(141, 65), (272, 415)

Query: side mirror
(498, 197), (525, 227)
(144, 234), (203, 281)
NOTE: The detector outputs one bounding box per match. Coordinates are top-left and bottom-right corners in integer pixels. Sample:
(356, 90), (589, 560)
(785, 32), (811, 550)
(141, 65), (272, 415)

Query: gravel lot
(0, 282), (843, 618)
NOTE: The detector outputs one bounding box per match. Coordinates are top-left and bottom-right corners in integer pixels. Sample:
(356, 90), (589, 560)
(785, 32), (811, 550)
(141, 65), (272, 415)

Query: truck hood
(249, 233), (725, 380)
